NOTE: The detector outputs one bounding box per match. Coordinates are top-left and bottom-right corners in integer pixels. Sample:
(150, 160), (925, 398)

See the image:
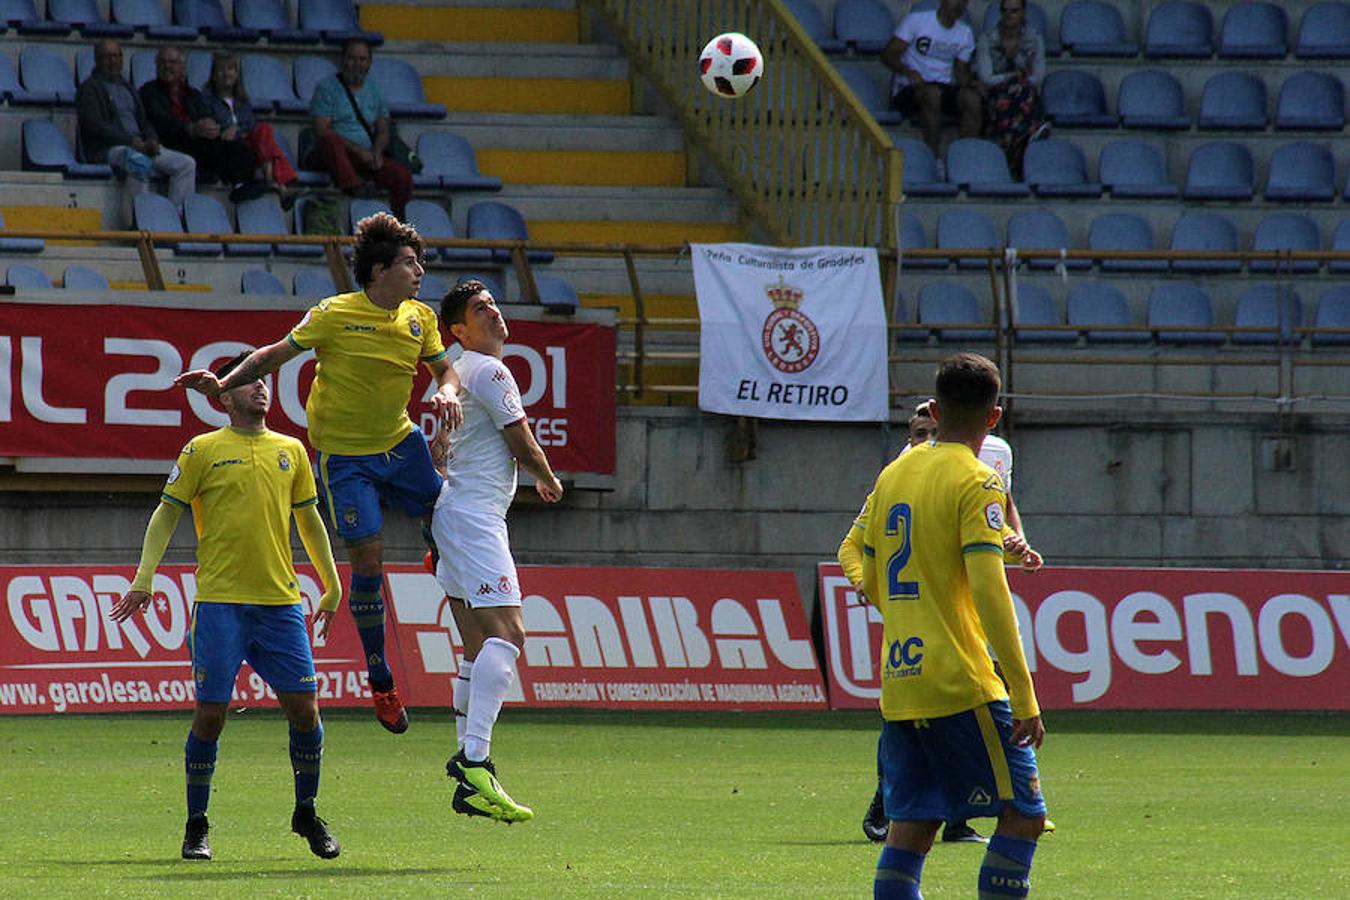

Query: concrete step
(361, 3), (580, 44)
(493, 185), (735, 223)
(423, 74), (628, 114)
(477, 148), (684, 186)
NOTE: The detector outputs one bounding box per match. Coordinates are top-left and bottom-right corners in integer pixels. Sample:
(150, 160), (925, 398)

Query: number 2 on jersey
(885, 503), (920, 601)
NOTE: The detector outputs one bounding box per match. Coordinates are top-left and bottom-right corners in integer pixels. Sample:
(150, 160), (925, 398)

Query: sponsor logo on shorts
(477, 583), (494, 596)
(299, 674), (317, 683)
(368, 653), (382, 666)
(968, 787), (992, 806)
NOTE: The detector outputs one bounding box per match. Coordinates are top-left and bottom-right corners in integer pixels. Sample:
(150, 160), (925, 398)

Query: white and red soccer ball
(698, 32), (763, 99)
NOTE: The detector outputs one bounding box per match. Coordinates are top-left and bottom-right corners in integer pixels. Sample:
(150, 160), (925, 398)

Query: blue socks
(875, 846), (925, 899)
(978, 834), (1037, 898)
(184, 731), (217, 818)
(289, 723), (324, 809)
(349, 572), (393, 687)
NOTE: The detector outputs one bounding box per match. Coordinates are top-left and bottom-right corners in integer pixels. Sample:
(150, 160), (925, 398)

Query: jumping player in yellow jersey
(113, 352), (343, 862)
(176, 213), (464, 734)
(857, 353), (1048, 900)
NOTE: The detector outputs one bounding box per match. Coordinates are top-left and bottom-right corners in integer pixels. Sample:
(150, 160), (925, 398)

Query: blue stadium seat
(237, 196), (322, 257)
(1295, 2), (1350, 58)
(298, 0), (382, 45)
(1099, 139), (1176, 198)
(983, 1), (1057, 54)
(406, 199), (492, 263)
(1007, 209), (1088, 270)
(1023, 138), (1101, 197)
(1147, 283), (1224, 344)
(894, 137), (957, 197)
(1197, 72), (1268, 130)
(784, 0), (844, 53)
(241, 268), (286, 294)
(187, 49), (210, 89)
(174, 0), (259, 41)
(1171, 211), (1241, 273)
(49, 0), (134, 37)
(937, 208), (999, 269)
(466, 201), (553, 264)
(1013, 281), (1075, 343)
(371, 57), (446, 118)
(1183, 142), (1254, 200)
(535, 273), (580, 313)
(273, 130), (329, 186)
(111, 0), (199, 39)
(1118, 69), (1189, 129)
(129, 48), (158, 90)
(294, 267), (336, 298)
(1233, 285), (1303, 344)
(1059, 0), (1136, 57)
(1330, 219), (1350, 273)
(1088, 212), (1167, 273)
(21, 119), (113, 178)
(0, 208), (44, 252)
(898, 212), (945, 269)
(242, 54), (307, 113)
(1041, 70), (1116, 127)
(1275, 71), (1345, 130)
(63, 264), (109, 290)
(0, 0), (72, 34)
(1311, 285), (1350, 345)
(1144, 1), (1214, 57)
(294, 55), (336, 105)
(414, 131), (503, 192)
(1218, 2), (1287, 58)
(1264, 142), (1336, 202)
(186, 193), (268, 256)
(456, 273), (505, 302)
(1250, 213), (1320, 273)
(833, 0), (892, 54)
(918, 281), (993, 342)
(347, 198), (391, 233)
(1067, 281), (1150, 342)
(0, 49), (52, 105)
(19, 47), (77, 105)
(135, 192), (222, 256)
(945, 138), (1029, 197)
(836, 63), (902, 125)
(6, 264), (53, 289)
(418, 272), (449, 302)
(234, 0), (320, 44)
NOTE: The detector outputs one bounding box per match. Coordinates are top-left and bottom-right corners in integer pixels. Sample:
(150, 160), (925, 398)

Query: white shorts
(431, 504), (521, 608)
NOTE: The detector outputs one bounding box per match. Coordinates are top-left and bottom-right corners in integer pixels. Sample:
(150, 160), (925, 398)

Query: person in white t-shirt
(430, 279), (563, 826)
(882, 0), (982, 157)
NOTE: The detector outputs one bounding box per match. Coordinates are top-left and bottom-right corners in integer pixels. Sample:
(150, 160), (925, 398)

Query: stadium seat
(414, 131), (503, 192)
(1059, 0), (1136, 57)
(0, 49), (54, 106)
(1007, 209), (1088, 271)
(945, 138), (1029, 197)
(1311, 285), (1350, 345)
(0, 209), (44, 252)
(1171, 211), (1241, 274)
(129, 48), (158, 90)
(1182, 142), (1254, 201)
(1232, 285), (1303, 344)
(893, 137), (957, 197)
(241, 268), (286, 294)
(187, 50), (211, 89)
(1117, 69), (1189, 129)
(348, 198), (391, 233)
(836, 63), (903, 125)
(234, 0), (320, 44)
(456, 273), (504, 302)
(937, 208), (999, 269)
(898, 212), (945, 269)
(1099, 139), (1177, 198)
(293, 55), (336, 105)
(273, 130), (329, 187)
(21, 119), (113, 178)
(242, 54), (307, 113)
(405, 199), (492, 263)
(1217, 2), (1287, 58)
(832, 0), (892, 54)
(917, 281), (993, 342)
(1088, 212), (1168, 273)
(19, 47), (77, 106)
(982, 1), (1057, 54)
(62, 264), (109, 290)
(466, 201), (554, 264)
(6, 263), (53, 289)
(186, 193), (267, 256)
(0, 0), (72, 34)
(1197, 72), (1268, 130)
(1144, 1), (1214, 57)
(535, 272), (580, 313)
(1330, 219), (1350, 273)
(1250, 213), (1321, 274)
(298, 0), (382, 45)
(1067, 281), (1149, 342)
(418, 272), (449, 302)
(174, 0), (258, 41)
(369, 58), (446, 119)
(1147, 283), (1224, 344)
(1041, 70), (1116, 127)
(784, 0), (844, 52)
(49, 0), (134, 37)
(1012, 281), (1075, 343)
(236, 196), (322, 257)
(293, 267), (336, 297)
(111, 0), (199, 39)
(1274, 71), (1345, 130)
(1264, 142), (1336, 202)
(1295, 2), (1350, 58)
(134, 192), (222, 255)
(1022, 138), (1101, 197)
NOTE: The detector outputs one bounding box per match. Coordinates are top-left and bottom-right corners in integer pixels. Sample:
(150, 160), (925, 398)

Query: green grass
(1, 710), (1346, 898)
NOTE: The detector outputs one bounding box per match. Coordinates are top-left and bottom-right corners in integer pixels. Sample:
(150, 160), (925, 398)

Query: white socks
(463, 637), (518, 763)
(452, 659), (473, 750)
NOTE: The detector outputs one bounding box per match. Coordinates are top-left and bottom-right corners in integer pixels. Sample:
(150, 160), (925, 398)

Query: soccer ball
(698, 32), (763, 99)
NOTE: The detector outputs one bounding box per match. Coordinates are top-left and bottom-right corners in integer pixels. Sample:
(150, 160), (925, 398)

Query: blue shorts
(879, 700), (1047, 822)
(316, 429), (443, 543)
(189, 603), (316, 704)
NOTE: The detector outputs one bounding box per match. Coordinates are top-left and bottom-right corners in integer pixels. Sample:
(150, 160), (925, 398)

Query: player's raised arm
(501, 420), (563, 502)
(175, 338), (301, 397)
(112, 500), (184, 621)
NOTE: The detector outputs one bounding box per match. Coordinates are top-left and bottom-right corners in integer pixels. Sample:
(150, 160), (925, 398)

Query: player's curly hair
(440, 278), (491, 328)
(352, 212), (423, 287)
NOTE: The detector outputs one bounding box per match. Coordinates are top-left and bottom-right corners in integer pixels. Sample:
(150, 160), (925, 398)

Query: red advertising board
(0, 302), (615, 474)
(1, 564), (826, 714)
(818, 563), (1350, 710)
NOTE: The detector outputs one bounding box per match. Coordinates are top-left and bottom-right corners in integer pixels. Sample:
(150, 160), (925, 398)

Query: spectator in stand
(883, 0), (982, 159)
(76, 39), (197, 210)
(194, 52), (300, 208)
(975, 0), (1048, 178)
(307, 38), (412, 218)
(140, 46), (265, 203)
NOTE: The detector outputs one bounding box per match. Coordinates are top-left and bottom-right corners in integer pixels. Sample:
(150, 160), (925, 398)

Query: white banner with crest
(691, 243), (888, 422)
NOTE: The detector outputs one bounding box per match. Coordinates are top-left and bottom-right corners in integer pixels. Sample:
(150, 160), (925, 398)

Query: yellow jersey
(287, 291), (448, 455)
(861, 441), (1038, 721)
(161, 427), (318, 605)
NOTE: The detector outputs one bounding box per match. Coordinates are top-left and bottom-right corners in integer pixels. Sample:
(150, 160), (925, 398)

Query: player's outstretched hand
(312, 608), (336, 640)
(432, 387), (463, 431)
(1012, 715), (1045, 749)
(175, 369), (223, 397)
(536, 475), (563, 503)
(111, 589), (152, 622)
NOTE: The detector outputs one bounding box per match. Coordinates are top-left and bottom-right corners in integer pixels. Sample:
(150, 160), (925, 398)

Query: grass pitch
(0, 709), (1346, 899)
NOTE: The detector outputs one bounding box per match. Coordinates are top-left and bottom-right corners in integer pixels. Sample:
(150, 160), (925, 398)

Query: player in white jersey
(430, 279), (563, 825)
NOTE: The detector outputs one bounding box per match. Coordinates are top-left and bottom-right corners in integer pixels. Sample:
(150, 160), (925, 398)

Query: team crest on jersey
(343, 508), (359, 528)
(277, 451), (291, 471)
(760, 276), (819, 374)
(985, 502), (1004, 531)
(409, 319), (422, 338)
(166, 464), (181, 484)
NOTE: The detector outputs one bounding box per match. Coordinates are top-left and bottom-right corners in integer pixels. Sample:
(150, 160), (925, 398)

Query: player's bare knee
(279, 692), (321, 731)
(191, 703), (227, 741)
(997, 807), (1045, 841)
(345, 534), (384, 574)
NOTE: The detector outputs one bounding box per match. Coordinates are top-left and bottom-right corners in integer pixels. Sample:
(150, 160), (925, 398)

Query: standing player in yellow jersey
(113, 353), (344, 862)
(176, 213), (464, 734)
(858, 353), (1048, 900)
